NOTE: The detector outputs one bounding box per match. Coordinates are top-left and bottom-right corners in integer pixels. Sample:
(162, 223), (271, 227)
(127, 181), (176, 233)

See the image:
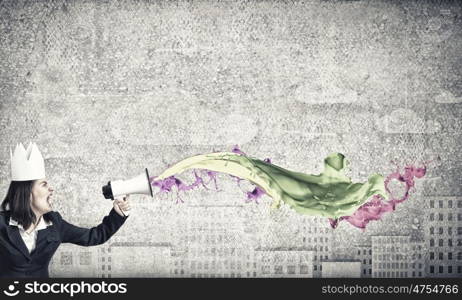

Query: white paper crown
(10, 142), (46, 181)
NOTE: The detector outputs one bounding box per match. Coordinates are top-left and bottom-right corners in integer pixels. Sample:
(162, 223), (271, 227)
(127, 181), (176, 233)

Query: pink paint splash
(150, 145), (427, 230)
(328, 163), (427, 230)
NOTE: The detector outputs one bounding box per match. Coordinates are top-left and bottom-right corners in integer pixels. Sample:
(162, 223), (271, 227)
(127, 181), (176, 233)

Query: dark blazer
(0, 208), (128, 278)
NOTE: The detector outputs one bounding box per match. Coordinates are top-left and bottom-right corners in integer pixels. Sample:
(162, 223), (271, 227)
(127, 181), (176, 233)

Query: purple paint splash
(150, 169), (220, 203)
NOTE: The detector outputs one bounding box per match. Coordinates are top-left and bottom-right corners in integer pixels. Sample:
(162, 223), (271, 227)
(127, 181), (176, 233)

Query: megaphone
(102, 168), (153, 217)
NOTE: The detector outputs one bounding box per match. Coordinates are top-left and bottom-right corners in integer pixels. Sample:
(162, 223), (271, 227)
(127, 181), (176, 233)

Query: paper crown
(10, 142), (46, 181)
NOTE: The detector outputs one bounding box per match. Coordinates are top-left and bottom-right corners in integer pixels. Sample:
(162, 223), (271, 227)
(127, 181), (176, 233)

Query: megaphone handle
(116, 194), (130, 217)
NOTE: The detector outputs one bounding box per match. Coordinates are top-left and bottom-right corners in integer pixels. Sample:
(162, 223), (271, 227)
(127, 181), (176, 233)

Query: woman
(0, 142), (131, 278)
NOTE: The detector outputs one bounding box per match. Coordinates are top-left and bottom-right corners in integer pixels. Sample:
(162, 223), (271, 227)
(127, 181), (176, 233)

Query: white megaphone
(102, 168), (153, 217)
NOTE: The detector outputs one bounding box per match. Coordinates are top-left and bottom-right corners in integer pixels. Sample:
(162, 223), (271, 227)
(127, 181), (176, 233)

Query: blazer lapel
(6, 225), (31, 260)
(36, 225), (59, 245)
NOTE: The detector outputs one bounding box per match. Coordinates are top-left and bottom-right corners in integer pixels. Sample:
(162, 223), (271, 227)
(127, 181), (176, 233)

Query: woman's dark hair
(1, 180), (51, 230)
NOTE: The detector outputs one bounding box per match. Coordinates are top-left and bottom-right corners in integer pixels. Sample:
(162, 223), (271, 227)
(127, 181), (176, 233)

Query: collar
(9, 215), (53, 232)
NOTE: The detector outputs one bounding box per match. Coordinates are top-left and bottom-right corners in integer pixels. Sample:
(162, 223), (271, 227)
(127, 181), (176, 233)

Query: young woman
(0, 143), (131, 278)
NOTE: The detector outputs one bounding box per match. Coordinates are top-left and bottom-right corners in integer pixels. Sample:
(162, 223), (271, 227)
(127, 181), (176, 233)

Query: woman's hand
(113, 195), (131, 217)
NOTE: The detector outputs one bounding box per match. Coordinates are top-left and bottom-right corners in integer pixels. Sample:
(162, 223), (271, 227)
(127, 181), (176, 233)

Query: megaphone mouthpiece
(102, 168), (153, 200)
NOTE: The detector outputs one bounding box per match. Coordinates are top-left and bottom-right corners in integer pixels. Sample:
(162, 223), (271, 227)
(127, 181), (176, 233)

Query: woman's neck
(25, 214), (42, 233)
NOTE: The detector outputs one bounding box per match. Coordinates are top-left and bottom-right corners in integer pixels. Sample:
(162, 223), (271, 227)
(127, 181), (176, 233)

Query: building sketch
(322, 261), (361, 278)
(372, 235), (412, 278)
(255, 248), (314, 278)
(354, 245), (372, 278)
(424, 197), (462, 277)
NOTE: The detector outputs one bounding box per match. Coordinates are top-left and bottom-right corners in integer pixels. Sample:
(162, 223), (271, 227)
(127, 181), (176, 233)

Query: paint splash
(150, 146), (426, 230)
(328, 163), (426, 229)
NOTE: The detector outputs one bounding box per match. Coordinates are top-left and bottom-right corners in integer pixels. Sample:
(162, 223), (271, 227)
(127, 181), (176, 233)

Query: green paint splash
(151, 149), (389, 221)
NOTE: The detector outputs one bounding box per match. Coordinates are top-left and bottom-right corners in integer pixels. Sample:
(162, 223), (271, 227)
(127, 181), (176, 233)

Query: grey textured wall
(0, 0), (461, 278)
